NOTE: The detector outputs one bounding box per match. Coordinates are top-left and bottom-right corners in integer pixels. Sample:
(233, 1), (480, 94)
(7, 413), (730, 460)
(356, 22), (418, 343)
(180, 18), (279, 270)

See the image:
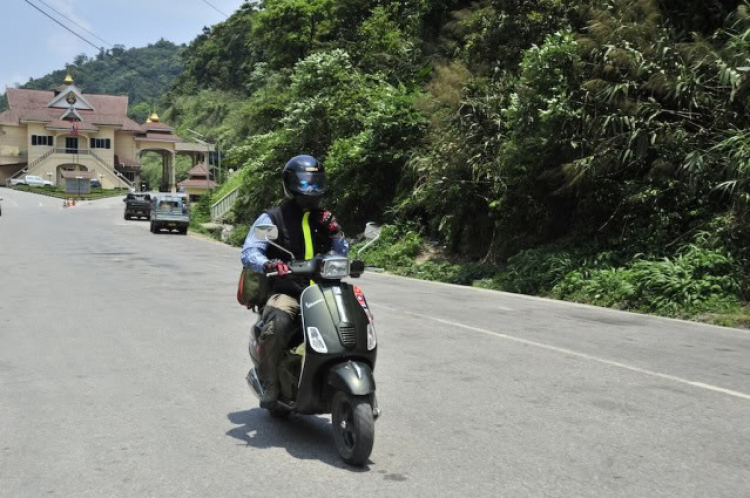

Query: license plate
(168, 223), (177, 226)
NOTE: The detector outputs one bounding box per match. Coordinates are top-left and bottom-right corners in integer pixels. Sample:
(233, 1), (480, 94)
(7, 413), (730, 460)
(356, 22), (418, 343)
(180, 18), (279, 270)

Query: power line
(199, 0), (229, 18)
(22, 0), (167, 88)
(34, 0), (113, 47)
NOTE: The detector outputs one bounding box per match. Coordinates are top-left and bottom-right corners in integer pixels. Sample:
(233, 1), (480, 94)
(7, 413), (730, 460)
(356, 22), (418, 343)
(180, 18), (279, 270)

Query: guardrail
(210, 186), (240, 221)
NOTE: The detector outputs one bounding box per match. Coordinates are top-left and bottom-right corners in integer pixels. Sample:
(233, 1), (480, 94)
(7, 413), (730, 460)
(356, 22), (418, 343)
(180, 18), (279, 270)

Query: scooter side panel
(300, 285), (346, 354)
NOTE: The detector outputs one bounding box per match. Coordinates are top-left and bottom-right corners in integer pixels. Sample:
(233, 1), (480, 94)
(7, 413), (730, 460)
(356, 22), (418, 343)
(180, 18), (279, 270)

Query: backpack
(237, 268), (271, 311)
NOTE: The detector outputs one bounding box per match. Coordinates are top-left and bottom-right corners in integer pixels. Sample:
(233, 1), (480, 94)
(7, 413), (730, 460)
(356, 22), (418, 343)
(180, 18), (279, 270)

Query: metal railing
(210, 186), (240, 222)
(25, 148), (134, 189)
(86, 149), (134, 188)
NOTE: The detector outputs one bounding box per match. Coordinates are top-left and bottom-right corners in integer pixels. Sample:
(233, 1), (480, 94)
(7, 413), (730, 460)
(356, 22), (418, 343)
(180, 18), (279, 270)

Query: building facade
(0, 74), (208, 191)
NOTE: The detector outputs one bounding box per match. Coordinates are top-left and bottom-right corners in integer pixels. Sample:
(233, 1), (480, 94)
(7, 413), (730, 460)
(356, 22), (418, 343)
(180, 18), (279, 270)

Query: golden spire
(149, 111), (160, 123)
(64, 71), (74, 85)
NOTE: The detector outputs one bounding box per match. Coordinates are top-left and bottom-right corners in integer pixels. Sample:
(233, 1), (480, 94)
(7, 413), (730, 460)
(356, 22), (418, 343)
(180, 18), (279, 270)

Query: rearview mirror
(364, 223), (381, 240)
(253, 224), (279, 241)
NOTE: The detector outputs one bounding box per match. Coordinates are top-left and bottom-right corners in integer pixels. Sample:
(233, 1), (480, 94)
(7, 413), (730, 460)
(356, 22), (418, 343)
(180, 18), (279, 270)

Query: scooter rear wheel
(331, 391), (374, 466)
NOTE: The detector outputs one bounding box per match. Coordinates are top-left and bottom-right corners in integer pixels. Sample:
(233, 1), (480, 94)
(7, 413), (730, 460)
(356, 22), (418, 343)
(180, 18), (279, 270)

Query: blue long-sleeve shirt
(241, 213), (349, 272)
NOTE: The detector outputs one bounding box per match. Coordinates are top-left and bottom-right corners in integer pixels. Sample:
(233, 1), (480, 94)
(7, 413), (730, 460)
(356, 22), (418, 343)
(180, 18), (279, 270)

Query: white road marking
(367, 271), (750, 335)
(378, 304), (750, 402)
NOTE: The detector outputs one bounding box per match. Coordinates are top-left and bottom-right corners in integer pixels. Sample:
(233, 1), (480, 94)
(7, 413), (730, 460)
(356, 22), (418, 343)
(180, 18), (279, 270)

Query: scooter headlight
(367, 323), (377, 351)
(321, 258), (350, 279)
(307, 327), (328, 353)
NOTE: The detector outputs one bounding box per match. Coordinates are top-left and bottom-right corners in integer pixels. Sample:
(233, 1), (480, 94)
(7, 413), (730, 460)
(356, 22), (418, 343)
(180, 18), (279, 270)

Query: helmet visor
(292, 172), (326, 195)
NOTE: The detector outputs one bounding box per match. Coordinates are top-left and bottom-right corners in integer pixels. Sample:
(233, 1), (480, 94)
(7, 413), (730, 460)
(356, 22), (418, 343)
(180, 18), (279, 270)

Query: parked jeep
(150, 195), (189, 235)
(123, 192), (151, 220)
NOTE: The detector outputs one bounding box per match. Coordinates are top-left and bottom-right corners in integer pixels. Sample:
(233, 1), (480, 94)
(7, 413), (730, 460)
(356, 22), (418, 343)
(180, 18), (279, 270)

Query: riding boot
(258, 322), (281, 409)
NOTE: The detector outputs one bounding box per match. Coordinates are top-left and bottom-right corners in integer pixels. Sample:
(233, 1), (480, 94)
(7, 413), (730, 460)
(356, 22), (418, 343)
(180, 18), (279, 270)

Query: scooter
(246, 222), (382, 466)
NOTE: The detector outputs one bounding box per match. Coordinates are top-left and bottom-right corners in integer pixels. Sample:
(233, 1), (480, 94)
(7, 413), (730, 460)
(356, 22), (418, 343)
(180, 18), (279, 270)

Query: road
(0, 188), (749, 498)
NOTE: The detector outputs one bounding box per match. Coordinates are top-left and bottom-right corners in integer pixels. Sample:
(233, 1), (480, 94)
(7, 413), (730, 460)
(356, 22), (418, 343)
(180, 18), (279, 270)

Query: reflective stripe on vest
(302, 211), (314, 286)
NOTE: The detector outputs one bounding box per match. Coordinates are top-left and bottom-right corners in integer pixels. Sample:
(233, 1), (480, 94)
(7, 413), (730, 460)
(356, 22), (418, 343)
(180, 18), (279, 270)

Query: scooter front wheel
(331, 391), (374, 466)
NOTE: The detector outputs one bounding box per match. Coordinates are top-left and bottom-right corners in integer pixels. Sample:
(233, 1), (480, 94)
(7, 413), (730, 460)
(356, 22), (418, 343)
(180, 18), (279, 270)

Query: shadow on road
(226, 409), (372, 471)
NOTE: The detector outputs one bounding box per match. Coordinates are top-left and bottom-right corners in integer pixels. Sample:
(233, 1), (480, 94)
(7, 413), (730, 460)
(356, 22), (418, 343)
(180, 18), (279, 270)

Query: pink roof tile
(4, 88), (164, 133)
(45, 119), (99, 131)
(141, 121), (174, 132)
(178, 178), (217, 188)
(187, 163), (210, 177)
(136, 132), (181, 142)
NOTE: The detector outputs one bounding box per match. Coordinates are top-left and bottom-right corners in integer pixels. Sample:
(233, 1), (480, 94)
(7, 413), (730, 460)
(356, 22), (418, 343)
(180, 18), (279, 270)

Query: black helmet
(282, 155), (326, 199)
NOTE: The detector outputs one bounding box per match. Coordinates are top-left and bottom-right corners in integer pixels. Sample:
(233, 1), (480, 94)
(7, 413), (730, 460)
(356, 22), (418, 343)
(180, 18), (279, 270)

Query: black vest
(265, 201), (333, 297)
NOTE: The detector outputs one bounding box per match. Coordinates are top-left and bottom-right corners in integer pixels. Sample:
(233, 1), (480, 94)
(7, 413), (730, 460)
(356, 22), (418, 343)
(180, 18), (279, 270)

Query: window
(90, 138), (111, 150)
(31, 135), (54, 147)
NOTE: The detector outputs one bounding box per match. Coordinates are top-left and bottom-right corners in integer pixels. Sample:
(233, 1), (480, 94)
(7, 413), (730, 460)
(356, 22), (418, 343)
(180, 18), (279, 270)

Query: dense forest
(5, 1), (749, 324)
(0, 40), (183, 122)
(165, 0), (749, 325)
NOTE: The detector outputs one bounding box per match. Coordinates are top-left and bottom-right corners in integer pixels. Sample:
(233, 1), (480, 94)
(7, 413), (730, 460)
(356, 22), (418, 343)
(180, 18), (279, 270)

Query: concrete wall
(115, 131), (139, 164)
(4, 121), (133, 189)
(0, 124), (28, 166)
(26, 123), (54, 164)
(88, 127), (115, 165)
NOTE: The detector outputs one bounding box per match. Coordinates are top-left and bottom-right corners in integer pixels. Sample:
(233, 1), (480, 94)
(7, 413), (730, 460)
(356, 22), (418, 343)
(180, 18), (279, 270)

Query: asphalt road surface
(1, 189), (749, 498)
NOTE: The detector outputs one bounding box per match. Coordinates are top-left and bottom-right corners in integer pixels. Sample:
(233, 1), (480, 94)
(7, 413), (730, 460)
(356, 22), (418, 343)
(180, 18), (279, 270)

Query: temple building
(0, 73), (212, 191)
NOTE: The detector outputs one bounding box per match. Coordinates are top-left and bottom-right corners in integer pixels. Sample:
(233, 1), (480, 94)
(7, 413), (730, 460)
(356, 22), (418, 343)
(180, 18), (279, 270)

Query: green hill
(0, 39), (184, 122)
(163, 0), (749, 325)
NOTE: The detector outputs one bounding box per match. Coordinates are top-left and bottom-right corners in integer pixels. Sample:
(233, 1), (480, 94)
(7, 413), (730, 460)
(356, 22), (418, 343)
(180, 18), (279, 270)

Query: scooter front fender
(327, 361), (376, 397)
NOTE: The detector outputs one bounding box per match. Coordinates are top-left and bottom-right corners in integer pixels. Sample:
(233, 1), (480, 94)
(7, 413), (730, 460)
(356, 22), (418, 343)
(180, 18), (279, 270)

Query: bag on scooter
(237, 268), (271, 310)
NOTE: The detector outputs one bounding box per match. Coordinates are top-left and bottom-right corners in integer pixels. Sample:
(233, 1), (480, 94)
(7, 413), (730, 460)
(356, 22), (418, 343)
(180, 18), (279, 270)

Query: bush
(553, 236), (742, 317)
(495, 246), (581, 295)
(227, 224), (250, 247)
(354, 225), (423, 270)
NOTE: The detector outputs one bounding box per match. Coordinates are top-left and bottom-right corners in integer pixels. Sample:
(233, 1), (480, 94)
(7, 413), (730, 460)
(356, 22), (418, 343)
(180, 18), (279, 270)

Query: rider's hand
(263, 260), (291, 278)
(318, 209), (342, 236)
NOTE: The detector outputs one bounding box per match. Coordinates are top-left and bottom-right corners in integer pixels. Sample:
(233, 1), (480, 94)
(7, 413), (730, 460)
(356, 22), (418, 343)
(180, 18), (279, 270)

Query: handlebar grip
(266, 272), (279, 277)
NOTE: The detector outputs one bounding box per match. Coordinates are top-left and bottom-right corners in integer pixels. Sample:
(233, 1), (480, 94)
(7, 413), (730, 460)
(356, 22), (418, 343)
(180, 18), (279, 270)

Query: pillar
(170, 152), (176, 193)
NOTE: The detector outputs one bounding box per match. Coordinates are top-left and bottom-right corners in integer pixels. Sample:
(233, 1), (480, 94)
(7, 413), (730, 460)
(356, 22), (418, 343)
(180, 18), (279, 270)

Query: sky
(0, 0), (248, 91)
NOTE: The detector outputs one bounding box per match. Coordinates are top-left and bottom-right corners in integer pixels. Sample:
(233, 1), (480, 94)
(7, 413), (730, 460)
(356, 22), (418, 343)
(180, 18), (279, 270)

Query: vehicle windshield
(158, 200), (182, 212)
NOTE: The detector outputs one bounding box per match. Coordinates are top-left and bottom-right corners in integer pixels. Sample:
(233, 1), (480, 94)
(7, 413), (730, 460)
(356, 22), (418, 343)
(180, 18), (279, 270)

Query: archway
(138, 148), (175, 192)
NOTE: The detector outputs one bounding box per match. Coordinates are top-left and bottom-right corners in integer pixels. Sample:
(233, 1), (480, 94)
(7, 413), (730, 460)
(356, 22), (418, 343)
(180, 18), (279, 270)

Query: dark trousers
(257, 294), (300, 396)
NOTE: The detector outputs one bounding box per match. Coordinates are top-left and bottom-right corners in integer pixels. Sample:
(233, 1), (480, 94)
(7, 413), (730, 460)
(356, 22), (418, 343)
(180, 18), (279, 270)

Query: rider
(241, 155), (348, 408)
